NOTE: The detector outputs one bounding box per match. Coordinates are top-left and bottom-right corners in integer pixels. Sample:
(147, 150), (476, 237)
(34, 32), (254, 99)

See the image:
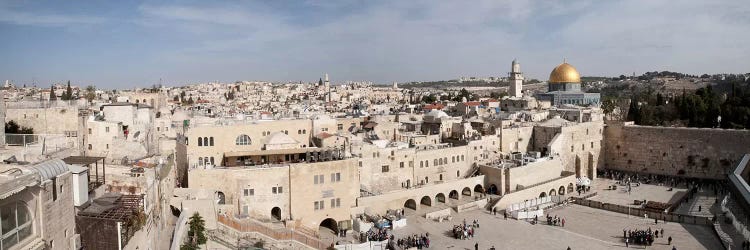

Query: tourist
(475, 242), (478, 250)
(660, 229), (664, 237)
(562, 218), (565, 227)
(668, 236), (672, 245)
(625, 237), (629, 247)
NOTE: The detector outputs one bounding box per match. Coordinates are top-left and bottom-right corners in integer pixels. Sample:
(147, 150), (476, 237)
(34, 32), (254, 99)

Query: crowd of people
(623, 228), (667, 247)
(546, 214), (565, 227)
(364, 227), (391, 242)
(393, 234), (430, 249)
(451, 219), (479, 239)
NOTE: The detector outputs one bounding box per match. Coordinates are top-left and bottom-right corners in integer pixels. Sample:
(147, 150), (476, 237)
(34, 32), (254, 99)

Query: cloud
(0, 7), (104, 27)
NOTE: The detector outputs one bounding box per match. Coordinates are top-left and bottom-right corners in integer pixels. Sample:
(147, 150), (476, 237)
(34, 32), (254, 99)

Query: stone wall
(604, 123), (750, 179)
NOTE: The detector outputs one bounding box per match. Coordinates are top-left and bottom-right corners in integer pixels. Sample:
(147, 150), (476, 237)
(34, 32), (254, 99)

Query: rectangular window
(337, 124), (343, 130)
(314, 201), (319, 210)
(88, 128), (92, 134)
(88, 144), (92, 150)
(319, 174), (324, 184)
(331, 173), (336, 183)
(278, 187), (282, 193)
(591, 142), (594, 148)
(105, 127), (110, 133)
(382, 165), (389, 172)
(420, 161), (424, 168)
(336, 198), (341, 208)
(244, 188), (254, 196)
(320, 200), (324, 209)
(336, 173), (341, 182)
(400, 162), (404, 168)
(331, 199), (336, 208)
(272, 187), (277, 194)
(314, 175), (319, 184)
(106, 144), (109, 149)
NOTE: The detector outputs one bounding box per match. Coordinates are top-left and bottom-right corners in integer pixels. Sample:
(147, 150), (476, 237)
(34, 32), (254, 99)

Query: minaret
(509, 59), (524, 98)
(324, 73), (331, 102)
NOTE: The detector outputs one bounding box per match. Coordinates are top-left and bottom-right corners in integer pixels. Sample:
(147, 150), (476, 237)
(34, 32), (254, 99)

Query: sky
(1, 0), (748, 88)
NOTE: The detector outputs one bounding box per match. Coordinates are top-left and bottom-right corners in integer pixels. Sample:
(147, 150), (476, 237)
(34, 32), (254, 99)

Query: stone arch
(549, 189), (557, 196)
(568, 183), (574, 193)
(474, 184), (484, 194)
(559, 186), (566, 195)
(420, 196), (432, 207)
(319, 218), (338, 234)
(404, 199), (418, 210)
(435, 193), (446, 203)
(575, 155), (582, 178)
(488, 184), (499, 195)
(216, 191), (225, 204)
(271, 207), (281, 221)
(449, 190), (459, 200)
(539, 192), (547, 198)
(462, 187), (472, 197)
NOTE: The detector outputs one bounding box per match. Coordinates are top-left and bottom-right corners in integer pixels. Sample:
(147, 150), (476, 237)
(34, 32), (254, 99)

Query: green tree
(421, 94), (437, 103)
(85, 85), (97, 102)
(5, 121), (33, 134)
(62, 80), (73, 100)
(49, 85), (57, 101)
(181, 213), (207, 250)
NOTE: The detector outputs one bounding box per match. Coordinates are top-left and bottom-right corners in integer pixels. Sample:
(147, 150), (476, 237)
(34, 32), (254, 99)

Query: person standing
(562, 218), (565, 227)
(474, 242), (478, 250)
(625, 237), (629, 248)
(668, 236), (672, 245)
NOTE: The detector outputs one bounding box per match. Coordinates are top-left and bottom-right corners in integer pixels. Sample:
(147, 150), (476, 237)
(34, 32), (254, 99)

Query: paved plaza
(392, 204), (722, 250)
(587, 178), (689, 208)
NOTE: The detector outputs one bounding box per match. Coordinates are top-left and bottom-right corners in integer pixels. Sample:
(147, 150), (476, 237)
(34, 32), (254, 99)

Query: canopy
(576, 177), (592, 186)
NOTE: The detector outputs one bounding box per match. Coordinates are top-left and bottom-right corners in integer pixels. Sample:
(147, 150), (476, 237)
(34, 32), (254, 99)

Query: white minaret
(324, 73), (331, 102)
(509, 59), (524, 98)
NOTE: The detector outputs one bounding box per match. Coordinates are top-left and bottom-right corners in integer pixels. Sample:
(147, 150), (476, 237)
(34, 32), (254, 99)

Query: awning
(224, 148), (326, 158)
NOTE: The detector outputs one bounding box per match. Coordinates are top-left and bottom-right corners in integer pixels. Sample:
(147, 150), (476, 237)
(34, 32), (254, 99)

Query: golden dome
(548, 62), (581, 84)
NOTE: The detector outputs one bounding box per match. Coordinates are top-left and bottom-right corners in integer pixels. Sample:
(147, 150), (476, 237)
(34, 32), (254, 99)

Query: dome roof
(264, 132), (299, 145)
(425, 109), (449, 119)
(549, 62), (581, 84)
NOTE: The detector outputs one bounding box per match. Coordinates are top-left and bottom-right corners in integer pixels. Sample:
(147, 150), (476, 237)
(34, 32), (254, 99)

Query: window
(319, 174), (324, 184)
(243, 188), (254, 196)
(314, 201), (320, 210)
(336, 173), (341, 182)
(105, 127), (110, 133)
(198, 137), (203, 146)
(210, 137), (214, 146)
(320, 200), (324, 209)
(382, 165), (389, 172)
(272, 187), (277, 194)
(210, 157), (215, 165)
(0, 202), (32, 249)
(314, 175), (319, 184)
(302, 129), (306, 134)
(400, 162), (404, 168)
(420, 161), (424, 168)
(591, 142), (594, 148)
(198, 157), (203, 166)
(426, 161), (429, 167)
(434, 159), (438, 166)
(278, 187), (282, 193)
(337, 124), (343, 130)
(106, 144), (109, 149)
(88, 144), (92, 150)
(298, 130), (302, 134)
(236, 134), (251, 145)
(88, 128), (92, 135)
(570, 146), (574, 152)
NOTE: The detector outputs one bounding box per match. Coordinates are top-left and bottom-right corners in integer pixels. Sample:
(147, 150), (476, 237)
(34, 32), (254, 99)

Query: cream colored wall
(534, 121), (604, 178)
(289, 159), (359, 230)
(356, 176), (485, 215)
(84, 119), (122, 157)
(492, 174), (576, 211)
(6, 107), (79, 134)
(185, 120), (313, 167)
(506, 159), (563, 192)
(499, 126), (534, 153)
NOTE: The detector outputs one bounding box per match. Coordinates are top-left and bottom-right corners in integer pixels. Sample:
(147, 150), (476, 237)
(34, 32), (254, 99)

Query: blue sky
(1, 0), (748, 88)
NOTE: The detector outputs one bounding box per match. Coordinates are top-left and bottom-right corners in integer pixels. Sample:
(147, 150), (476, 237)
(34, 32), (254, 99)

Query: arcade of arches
(401, 184), (485, 211)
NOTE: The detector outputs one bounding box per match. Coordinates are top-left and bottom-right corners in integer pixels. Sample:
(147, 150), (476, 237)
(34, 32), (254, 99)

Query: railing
(5, 134), (39, 146)
(512, 172), (575, 193)
(573, 198), (713, 225)
(216, 215), (328, 250)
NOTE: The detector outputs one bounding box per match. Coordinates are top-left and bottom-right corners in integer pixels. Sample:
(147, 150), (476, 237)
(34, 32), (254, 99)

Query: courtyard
(391, 204), (722, 250)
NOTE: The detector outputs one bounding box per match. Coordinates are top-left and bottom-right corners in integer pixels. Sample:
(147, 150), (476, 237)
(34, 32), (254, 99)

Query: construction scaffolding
(76, 193), (145, 250)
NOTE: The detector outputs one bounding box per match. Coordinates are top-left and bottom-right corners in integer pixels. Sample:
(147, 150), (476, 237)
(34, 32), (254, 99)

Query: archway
(319, 218), (338, 234)
(568, 183), (574, 193)
(217, 191), (225, 205)
(420, 196), (432, 207)
(271, 207), (281, 221)
(488, 184), (498, 195)
(539, 192), (547, 198)
(449, 190), (459, 200)
(435, 193), (446, 203)
(462, 187), (472, 197)
(549, 189), (557, 196)
(575, 155), (582, 178)
(474, 184), (484, 194)
(559, 186), (566, 195)
(404, 199), (418, 210)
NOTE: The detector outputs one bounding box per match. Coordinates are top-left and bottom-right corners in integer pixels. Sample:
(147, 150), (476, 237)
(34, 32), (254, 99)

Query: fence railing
(216, 215), (329, 250)
(5, 134), (39, 146)
(573, 198), (713, 225)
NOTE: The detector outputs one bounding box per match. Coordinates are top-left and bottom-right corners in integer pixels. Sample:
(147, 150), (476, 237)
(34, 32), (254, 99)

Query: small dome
(425, 109), (449, 119)
(264, 132), (299, 145)
(549, 62), (581, 84)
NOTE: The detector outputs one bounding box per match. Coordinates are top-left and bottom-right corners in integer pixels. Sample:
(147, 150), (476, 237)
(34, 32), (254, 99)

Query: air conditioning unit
(70, 234), (81, 250)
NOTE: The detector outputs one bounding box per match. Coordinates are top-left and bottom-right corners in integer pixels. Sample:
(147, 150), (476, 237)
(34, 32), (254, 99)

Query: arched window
(209, 137), (214, 146)
(203, 137), (208, 146)
(210, 157), (215, 165)
(302, 129), (306, 134)
(198, 138), (203, 146)
(236, 135), (252, 145)
(0, 202), (32, 248)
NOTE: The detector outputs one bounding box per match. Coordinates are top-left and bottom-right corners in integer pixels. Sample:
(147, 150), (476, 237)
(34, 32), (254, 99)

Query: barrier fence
(217, 215), (329, 250)
(572, 198), (713, 225)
